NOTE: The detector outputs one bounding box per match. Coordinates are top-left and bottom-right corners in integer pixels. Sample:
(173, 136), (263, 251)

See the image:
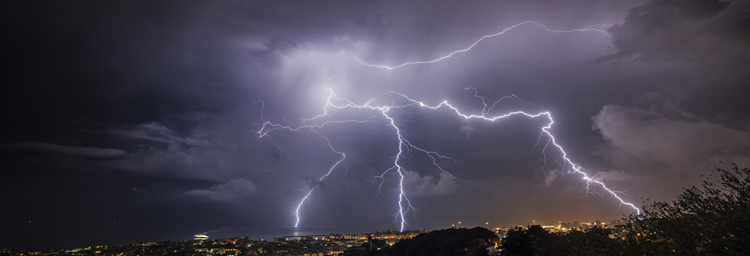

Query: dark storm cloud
(4, 0), (750, 249)
(108, 122), (215, 146)
(2, 0), (389, 248)
(602, 0), (750, 65)
(590, 91), (750, 203)
(592, 93), (750, 170)
(586, 1), (750, 203)
(594, 103), (750, 172)
(1, 0), (386, 125)
(1, 142), (127, 159)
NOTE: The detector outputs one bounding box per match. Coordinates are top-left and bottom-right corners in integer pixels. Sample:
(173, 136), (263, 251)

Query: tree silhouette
(627, 163), (750, 255)
(359, 227), (498, 256)
(501, 225), (553, 256)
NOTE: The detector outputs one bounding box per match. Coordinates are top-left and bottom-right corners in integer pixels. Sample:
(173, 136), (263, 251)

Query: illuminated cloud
(404, 171), (459, 197)
(540, 170), (561, 188)
(109, 122), (215, 147)
(459, 125), (478, 140)
(1, 142), (127, 159)
(185, 178), (257, 201)
(593, 102), (750, 174)
(591, 170), (638, 182)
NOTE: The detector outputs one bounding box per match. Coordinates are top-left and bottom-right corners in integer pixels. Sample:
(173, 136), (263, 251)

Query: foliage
(353, 165), (750, 256)
(502, 225), (552, 255)
(502, 225), (626, 256)
(360, 227), (499, 256)
(627, 164), (750, 255)
(557, 227), (626, 256)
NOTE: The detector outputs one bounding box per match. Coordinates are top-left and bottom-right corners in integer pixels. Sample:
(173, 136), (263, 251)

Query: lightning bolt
(257, 89), (463, 230)
(257, 88), (640, 231)
(255, 21), (638, 231)
(293, 135), (346, 228)
(393, 92), (640, 216)
(353, 21), (611, 70)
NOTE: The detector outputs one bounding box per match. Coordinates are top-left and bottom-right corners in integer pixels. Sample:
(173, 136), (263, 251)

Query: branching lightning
(255, 21), (639, 231)
(353, 21), (611, 70)
(257, 89), (463, 230)
(257, 88), (640, 231)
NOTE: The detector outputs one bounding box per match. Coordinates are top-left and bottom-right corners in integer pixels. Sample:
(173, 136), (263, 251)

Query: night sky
(3, 0), (750, 249)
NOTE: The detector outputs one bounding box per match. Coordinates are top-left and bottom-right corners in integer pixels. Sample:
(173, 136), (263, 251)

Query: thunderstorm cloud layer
(2, 0), (750, 249)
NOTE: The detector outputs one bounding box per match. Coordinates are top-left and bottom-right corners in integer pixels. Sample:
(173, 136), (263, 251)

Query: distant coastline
(202, 227), (383, 241)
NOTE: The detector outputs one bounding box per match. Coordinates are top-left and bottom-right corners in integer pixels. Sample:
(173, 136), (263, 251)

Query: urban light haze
(2, 0), (750, 249)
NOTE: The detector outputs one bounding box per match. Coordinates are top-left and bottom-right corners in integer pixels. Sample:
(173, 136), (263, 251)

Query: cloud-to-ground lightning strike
(353, 21), (611, 70)
(256, 21), (638, 231)
(256, 89), (458, 230)
(256, 88), (640, 231)
(293, 135), (346, 228)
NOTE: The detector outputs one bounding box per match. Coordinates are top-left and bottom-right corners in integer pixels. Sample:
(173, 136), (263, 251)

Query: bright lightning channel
(293, 135), (345, 228)
(353, 21), (611, 70)
(348, 20), (640, 223)
(398, 92), (641, 217)
(257, 89), (460, 230)
(257, 88), (640, 231)
(256, 21), (637, 231)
